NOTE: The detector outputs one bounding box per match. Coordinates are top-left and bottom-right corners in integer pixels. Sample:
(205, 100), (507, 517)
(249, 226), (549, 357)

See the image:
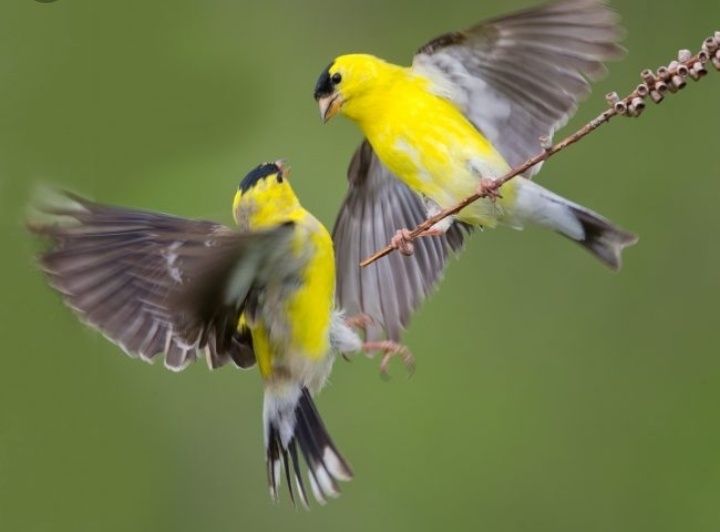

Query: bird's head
(233, 160), (299, 229)
(313, 54), (389, 123)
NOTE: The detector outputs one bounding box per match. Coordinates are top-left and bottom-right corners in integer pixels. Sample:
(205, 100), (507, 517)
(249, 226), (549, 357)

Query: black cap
(313, 62), (335, 100)
(239, 162), (281, 193)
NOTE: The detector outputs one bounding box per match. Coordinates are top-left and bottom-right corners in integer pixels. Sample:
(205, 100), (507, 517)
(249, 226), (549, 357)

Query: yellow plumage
(316, 44), (637, 270)
(328, 55), (515, 227)
(233, 168), (335, 376)
(30, 161), (361, 505)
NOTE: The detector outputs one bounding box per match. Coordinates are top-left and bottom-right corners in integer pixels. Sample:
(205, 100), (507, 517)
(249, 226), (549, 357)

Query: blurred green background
(1, 1), (719, 531)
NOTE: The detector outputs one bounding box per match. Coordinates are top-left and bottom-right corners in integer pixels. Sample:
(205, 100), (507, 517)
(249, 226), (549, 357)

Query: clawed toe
(390, 228), (415, 256)
(476, 178), (503, 201)
(362, 341), (415, 378)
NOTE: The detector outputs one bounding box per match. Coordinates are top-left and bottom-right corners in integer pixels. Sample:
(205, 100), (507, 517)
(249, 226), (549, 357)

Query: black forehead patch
(313, 61), (335, 100)
(239, 162), (280, 192)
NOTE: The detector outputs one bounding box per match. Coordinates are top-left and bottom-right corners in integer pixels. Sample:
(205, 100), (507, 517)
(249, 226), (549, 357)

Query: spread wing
(412, 0), (624, 176)
(333, 141), (469, 341)
(29, 190), (293, 372)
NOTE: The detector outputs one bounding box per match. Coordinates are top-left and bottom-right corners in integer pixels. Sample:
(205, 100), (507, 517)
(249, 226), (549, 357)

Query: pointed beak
(274, 159), (291, 178)
(317, 93), (342, 123)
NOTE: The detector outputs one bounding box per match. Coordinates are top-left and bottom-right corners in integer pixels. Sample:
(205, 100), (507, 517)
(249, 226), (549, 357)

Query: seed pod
(670, 75), (686, 91)
(605, 91), (620, 106)
(713, 55), (720, 71)
(676, 64), (689, 77)
(641, 69), (656, 85)
(655, 81), (669, 94)
(657, 66), (671, 81)
(636, 84), (649, 97)
(614, 100), (628, 115)
(677, 49), (693, 62)
(703, 37), (719, 53)
(691, 62), (708, 78)
(698, 50), (710, 63)
(650, 90), (664, 104)
(628, 97), (645, 117)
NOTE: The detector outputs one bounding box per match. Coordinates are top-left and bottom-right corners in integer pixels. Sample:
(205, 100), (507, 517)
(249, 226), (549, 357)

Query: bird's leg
(344, 313), (374, 330)
(475, 177), (503, 202)
(391, 197), (453, 256)
(390, 227), (445, 256)
(361, 340), (415, 377)
(339, 314), (375, 361)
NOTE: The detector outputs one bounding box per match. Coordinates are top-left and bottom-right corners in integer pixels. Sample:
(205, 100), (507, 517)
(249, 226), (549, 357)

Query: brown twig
(360, 31), (720, 268)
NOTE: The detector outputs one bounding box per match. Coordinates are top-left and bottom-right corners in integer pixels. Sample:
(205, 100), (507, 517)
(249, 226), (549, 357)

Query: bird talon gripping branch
(476, 178), (503, 201)
(362, 341), (415, 377)
(390, 228), (415, 256)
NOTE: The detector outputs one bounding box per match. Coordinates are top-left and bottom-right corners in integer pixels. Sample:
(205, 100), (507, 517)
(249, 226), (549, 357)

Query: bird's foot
(391, 228), (415, 256)
(362, 340), (415, 378)
(390, 227), (445, 257)
(476, 178), (503, 202)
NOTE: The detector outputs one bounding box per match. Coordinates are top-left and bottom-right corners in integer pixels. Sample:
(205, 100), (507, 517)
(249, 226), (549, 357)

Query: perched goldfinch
(316, 0), (638, 341)
(29, 161), (408, 506)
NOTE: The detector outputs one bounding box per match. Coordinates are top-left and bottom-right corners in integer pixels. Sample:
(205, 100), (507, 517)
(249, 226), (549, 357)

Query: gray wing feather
(29, 191), (288, 372)
(333, 141), (469, 341)
(413, 0), (624, 175)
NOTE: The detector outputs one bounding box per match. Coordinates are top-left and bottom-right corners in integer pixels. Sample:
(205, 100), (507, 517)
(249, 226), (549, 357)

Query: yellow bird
(29, 161), (408, 506)
(315, 0), (638, 343)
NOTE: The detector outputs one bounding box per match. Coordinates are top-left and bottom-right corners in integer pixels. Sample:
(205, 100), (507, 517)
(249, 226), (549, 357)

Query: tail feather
(266, 424), (283, 501)
(264, 387), (353, 507)
(568, 204), (639, 271)
(515, 177), (638, 270)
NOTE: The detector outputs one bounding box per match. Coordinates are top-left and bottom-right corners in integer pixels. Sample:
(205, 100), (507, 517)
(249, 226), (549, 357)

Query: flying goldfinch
(315, 0), (638, 341)
(28, 161), (409, 506)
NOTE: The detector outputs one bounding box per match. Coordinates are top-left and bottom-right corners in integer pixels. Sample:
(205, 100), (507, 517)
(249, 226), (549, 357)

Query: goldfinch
(316, 0), (638, 342)
(28, 161), (408, 506)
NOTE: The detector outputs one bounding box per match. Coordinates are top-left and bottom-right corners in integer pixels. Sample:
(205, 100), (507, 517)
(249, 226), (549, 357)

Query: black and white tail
(264, 387), (353, 507)
(515, 177), (638, 270)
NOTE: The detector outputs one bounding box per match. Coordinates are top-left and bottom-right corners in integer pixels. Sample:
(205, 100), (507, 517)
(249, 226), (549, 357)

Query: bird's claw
(390, 228), (415, 256)
(476, 178), (503, 202)
(362, 340), (415, 378)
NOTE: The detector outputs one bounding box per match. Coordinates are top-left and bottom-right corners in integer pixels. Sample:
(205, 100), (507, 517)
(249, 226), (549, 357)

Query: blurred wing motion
(333, 141), (469, 341)
(29, 190), (292, 372)
(413, 0), (624, 175)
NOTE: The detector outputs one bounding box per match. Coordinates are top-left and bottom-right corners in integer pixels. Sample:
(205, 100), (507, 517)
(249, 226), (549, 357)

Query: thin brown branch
(360, 31), (720, 268)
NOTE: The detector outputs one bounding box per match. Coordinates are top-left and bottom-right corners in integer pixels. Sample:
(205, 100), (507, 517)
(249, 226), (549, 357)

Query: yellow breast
(283, 215), (335, 360)
(233, 179), (335, 378)
(346, 66), (516, 225)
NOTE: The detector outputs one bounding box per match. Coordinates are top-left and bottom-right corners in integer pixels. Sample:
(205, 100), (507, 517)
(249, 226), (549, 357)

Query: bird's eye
(276, 173), (283, 183)
(331, 73), (342, 84)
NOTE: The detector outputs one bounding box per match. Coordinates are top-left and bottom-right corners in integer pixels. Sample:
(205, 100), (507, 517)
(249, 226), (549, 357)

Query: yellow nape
(232, 170), (336, 368)
(232, 172), (305, 231)
(329, 54), (408, 123)
(329, 52), (514, 226)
